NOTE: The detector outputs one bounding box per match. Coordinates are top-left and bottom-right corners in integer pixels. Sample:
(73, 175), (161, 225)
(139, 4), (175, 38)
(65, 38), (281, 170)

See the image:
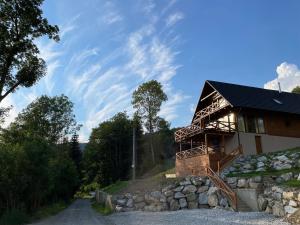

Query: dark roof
(198, 80), (300, 115)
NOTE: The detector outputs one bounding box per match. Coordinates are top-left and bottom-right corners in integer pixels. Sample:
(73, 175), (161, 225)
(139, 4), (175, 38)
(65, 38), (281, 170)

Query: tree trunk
(150, 133), (155, 165)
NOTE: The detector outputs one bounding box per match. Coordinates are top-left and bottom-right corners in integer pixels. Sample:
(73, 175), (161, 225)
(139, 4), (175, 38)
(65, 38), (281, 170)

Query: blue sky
(3, 0), (300, 141)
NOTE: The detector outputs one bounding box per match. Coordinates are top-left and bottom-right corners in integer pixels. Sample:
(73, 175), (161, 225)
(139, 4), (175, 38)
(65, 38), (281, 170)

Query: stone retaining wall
(104, 176), (233, 212)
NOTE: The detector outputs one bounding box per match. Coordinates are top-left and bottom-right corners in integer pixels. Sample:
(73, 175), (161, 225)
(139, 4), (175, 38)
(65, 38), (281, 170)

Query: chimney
(278, 81), (282, 93)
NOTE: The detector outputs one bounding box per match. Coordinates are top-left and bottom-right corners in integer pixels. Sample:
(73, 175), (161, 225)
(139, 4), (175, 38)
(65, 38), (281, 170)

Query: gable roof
(194, 80), (300, 117)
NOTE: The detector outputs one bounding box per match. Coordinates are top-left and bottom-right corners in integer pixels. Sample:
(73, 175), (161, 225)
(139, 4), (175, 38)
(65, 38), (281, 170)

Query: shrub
(0, 209), (29, 225)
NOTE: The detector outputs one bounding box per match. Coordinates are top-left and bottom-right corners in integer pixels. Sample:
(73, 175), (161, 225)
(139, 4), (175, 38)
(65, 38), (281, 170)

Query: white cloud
(165, 12), (184, 27)
(264, 62), (300, 91)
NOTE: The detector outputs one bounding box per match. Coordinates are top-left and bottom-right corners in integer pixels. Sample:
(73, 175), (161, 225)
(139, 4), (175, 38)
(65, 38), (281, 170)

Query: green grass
(101, 180), (129, 194)
(227, 167), (300, 178)
(0, 209), (29, 225)
(281, 179), (300, 188)
(91, 202), (113, 215)
(31, 201), (69, 221)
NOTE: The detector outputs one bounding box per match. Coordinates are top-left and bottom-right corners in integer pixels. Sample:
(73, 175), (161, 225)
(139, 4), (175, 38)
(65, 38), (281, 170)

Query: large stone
(197, 186), (209, 193)
(144, 203), (164, 212)
(283, 191), (296, 200)
(191, 177), (203, 186)
(188, 201), (198, 209)
(186, 192), (197, 202)
(126, 198), (134, 208)
(258, 156), (268, 162)
(272, 202), (285, 217)
(164, 190), (173, 197)
(173, 186), (184, 192)
(284, 205), (298, 214)
(116, 199), (126, 206)
(133, 195), (144, 203)
(219, 198), (229, 207)
(237, 178), (248, 188)
(208, 194), (219, 207)
(179, 198), (187, 208)
(174, 192), (185, 199)
(208, 187), (218, 195)
(135, 202), (146, 210)
(257, 162), (265, 168)
(180, 180), (191, 186)
(249, 182), (262, 189)
(258, 196), (268, 211)
(151, 191), (163, 199)
(169, 199), (180, 211)
(227, 177), (237, 184)
(276, 155), (289, 162)
(198, 192), (208, 205)
(289, 200), (298, 207)
(182, 185), (197, 194)
(280, 172), (293, 181)
(162, 185), (175, 193)
(251, 176), (262, 183)
(160, 195), (167, 203)
(145, 193), (160, 204)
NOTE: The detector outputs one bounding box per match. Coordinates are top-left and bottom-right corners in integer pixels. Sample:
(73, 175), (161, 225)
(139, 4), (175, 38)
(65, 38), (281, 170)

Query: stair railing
(198, 166), (237, 211)
(217, 145), (243, 174)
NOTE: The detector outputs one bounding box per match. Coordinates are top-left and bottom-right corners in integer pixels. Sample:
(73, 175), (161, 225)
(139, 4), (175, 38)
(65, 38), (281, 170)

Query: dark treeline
(0, 95), (82, 220)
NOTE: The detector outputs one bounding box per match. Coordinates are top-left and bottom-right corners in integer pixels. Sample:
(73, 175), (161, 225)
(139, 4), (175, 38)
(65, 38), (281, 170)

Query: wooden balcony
(175, 121), (236, 142)
(193, 97), (230, 124)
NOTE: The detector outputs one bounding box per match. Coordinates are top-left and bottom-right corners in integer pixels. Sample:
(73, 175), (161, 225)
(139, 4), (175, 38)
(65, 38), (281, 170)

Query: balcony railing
(176, 145), (207, 160)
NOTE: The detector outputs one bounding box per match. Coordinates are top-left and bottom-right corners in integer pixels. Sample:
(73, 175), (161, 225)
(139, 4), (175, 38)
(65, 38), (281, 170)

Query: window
(238, 115), (245, 132)
(245, 115), (257, 133)
(238, 114), (265, 134)
(257, 117), (265, 133)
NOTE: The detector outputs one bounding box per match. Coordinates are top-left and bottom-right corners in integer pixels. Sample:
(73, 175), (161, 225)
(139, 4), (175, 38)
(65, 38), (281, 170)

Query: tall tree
(10, 95), (79, 143)
(69, 133), (82, 174)
(132, 80), (167, 164)
(292, 86), (300, 94)
(0, 0), (59, 103)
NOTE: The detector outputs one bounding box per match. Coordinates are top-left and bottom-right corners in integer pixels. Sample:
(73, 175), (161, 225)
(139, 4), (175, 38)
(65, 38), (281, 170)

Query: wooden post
(180, 142), (182, 152)
(205, 133), (208, 154)
(132, 127), (136, 181)
(222, 135), (225, 153)
(190, 139), (193, 149)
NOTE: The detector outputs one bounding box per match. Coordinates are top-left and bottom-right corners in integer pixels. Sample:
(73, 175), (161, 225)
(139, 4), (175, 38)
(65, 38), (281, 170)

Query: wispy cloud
(264, 62), (300, 91)
(165, 11), (184, 27)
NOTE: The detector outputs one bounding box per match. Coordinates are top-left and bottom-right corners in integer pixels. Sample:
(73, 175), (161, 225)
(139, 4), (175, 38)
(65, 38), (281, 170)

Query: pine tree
(69, 134), (82, 173)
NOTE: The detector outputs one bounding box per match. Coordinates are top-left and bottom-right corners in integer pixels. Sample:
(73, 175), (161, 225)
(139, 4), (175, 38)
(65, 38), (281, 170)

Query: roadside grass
(226, 167), (300, 178)
(101, 180), (129, 194)
(0, 209), (29, 225)
(0, 201), (69, 225)
(280, 179), (300, 188)
(91, 201), (113, 216)
(30, 201), (69, 222)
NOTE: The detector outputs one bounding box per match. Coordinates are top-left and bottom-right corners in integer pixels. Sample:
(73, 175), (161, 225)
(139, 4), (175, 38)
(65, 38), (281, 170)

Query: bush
(0, 209), (29, 225)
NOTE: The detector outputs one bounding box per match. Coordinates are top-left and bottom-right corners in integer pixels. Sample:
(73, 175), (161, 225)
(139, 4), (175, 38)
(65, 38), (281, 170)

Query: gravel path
(108, 209), (290, 225)
(30, 199), (113, 225)
(30, 199), (290, 225)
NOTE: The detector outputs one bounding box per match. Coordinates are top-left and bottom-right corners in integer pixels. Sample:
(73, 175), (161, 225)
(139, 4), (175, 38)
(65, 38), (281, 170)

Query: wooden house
(175, 80), (300, 177)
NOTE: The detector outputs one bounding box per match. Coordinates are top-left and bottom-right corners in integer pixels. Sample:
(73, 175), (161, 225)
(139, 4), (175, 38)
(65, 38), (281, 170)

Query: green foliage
(0, 209), (29, 225)
(74, 182), (101, 199)
(0, 96), (80, 218)
(281, 179), (300, 188)
(101, 181), (129, 194)
(227, 167), (300, 178)
(12, 95), (79, 143)
(69, 134), (82, 174)
(0, 0), (59, 103)
(91, 202), (113, 216)
(292, 86), (300, 94)
(132, 80), (167, 133)
(83, 112), (133, 186)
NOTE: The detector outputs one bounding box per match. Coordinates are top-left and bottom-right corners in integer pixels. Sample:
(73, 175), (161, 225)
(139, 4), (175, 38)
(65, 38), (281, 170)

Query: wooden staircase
(217, 145), (243, 174)
(198, 166), (238, 211)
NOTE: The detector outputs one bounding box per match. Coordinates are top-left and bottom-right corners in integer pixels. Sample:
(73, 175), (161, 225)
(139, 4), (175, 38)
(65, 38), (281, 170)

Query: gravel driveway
(30, 199), (113, 225)
(30, 199), (290, 225)
(108, 209), (290, 225)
